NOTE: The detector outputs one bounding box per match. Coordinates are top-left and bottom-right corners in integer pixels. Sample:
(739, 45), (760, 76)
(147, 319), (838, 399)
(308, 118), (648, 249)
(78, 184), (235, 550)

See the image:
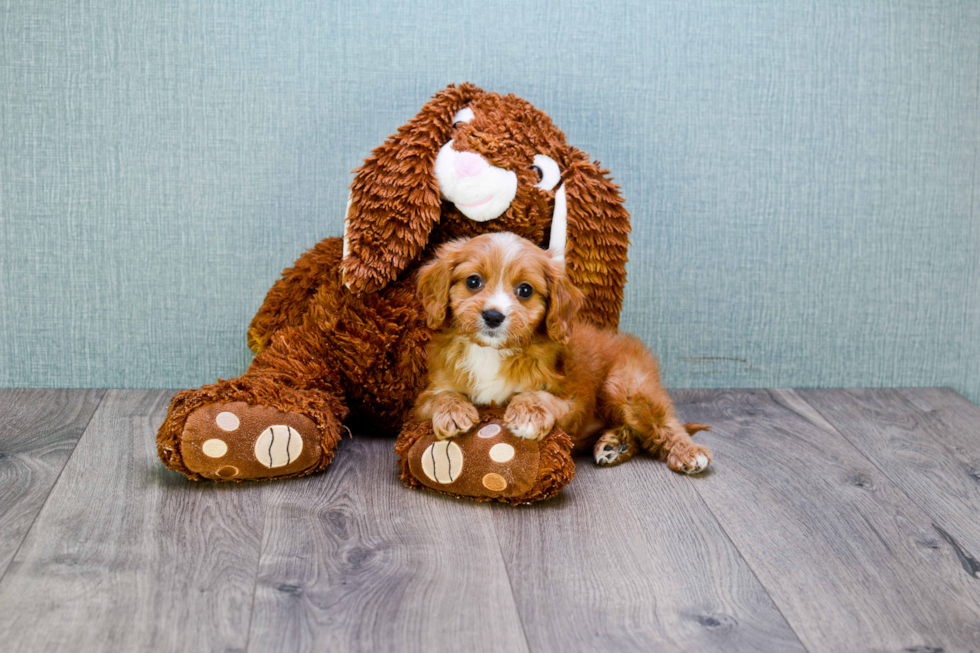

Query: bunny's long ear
(556, 148), (631, 329)
(341, 83), (485, 294)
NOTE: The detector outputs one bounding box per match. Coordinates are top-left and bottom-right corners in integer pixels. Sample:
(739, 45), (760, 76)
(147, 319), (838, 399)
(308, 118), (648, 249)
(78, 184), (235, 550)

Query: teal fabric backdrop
(2, 1), (978, 402)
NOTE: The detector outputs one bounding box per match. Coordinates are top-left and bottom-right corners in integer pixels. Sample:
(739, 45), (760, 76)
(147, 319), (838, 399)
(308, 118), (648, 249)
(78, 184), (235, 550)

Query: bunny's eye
(465, 275), (483, 290)
(452, 107), (474, 128)
(531, 154), (561, 191)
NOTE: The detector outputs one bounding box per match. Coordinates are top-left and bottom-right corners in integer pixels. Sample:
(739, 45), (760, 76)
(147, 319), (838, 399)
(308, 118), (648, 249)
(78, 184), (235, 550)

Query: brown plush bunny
(157, 83), (631, 482)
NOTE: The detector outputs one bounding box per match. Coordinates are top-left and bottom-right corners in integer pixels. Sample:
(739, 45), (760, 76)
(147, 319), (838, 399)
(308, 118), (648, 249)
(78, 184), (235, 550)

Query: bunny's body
(157, 84), (631, 481)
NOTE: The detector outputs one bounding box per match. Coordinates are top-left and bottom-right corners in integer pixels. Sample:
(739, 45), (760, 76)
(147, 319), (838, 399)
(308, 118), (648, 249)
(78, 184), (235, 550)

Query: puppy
(414, 232), (712, 474)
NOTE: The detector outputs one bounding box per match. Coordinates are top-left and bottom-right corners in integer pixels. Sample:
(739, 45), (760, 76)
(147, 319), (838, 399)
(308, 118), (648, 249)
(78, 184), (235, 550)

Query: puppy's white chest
(460, 343), (518, 405)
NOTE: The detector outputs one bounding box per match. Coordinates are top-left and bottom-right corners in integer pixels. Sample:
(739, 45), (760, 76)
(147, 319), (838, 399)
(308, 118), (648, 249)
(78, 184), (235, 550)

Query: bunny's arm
(247, 236), (345, 354)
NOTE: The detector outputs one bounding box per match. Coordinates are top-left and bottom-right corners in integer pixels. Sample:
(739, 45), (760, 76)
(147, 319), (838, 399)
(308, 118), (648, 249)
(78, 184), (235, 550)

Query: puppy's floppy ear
(416, 239), (470, 329)
(341, 83), (486, 294)
(545, 258), (584, 345)
(557, 147), (631, 329)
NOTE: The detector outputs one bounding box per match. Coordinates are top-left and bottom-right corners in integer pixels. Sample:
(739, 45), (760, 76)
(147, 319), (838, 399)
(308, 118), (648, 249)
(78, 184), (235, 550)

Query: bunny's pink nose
(454, 151), (489, 178)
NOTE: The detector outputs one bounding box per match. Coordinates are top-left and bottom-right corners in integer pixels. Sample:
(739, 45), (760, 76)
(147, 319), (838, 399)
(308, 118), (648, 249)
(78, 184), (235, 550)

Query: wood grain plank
(0, 388), (104, 579)
(0, 389), (268, 652)
(674, 388), (980, 652)
(492, 457), (806, 652)
(798, 388), (980, 560)
(247, 435), (529, 653)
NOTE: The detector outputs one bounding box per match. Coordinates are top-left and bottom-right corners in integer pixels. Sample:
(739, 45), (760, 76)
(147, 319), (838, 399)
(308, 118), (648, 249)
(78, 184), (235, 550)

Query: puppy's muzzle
(482, 309), (505, 329)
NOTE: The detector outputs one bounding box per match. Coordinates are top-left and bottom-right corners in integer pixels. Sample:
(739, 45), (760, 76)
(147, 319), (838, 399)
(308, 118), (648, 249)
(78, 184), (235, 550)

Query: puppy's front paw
(432, 400), (479, 440)
(667, 442), (712, 475)
(504, 394), (557, 441)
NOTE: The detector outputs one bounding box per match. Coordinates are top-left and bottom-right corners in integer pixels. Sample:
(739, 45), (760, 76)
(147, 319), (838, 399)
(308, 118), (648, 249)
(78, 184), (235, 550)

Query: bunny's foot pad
(180, 402), (322, 481)
(395, 406), (576, 505)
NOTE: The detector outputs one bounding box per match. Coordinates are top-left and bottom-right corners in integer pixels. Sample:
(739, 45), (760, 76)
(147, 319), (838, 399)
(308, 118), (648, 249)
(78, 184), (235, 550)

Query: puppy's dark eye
(516, 283), (533, 299)
(530, 165), (544, 182)
(466, 275), (483, 290)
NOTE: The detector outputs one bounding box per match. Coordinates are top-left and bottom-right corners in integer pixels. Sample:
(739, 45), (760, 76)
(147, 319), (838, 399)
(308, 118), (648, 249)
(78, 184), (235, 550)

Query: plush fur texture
(414, 234), (712, 473)
(157, 83), (631, 482)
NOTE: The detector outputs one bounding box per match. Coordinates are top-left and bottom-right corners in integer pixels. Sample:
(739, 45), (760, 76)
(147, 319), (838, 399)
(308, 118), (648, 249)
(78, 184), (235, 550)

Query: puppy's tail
(684, 423), (712, 436)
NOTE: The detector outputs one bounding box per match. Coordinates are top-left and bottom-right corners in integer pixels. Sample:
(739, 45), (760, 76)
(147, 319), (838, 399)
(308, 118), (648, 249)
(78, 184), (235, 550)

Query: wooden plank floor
(0, 388), (978, 652)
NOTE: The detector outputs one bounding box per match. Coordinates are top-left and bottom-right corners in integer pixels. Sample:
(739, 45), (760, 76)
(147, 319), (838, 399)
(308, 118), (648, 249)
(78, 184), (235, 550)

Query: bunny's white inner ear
(342, 192), (352, 261)
(342, 192), (353, 287)
(548, 184), (567, 262)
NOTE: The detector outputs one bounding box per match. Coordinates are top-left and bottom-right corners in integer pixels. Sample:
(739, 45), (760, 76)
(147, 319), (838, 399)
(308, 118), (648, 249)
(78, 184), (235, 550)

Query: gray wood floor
(0, 388), (978, 652)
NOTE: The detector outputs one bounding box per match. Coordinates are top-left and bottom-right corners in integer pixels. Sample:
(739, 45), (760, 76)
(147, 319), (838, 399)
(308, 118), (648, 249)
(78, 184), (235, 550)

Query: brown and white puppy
(414, 233), (712, 473)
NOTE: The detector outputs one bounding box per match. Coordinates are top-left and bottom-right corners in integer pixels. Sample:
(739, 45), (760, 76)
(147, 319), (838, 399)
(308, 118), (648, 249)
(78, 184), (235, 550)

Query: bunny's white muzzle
(434, 140), (518, 222)
(432, 140), (568, 262)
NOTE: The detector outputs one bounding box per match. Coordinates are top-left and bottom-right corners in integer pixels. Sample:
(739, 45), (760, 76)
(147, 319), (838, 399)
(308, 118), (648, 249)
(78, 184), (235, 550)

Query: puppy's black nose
(482, 309), (505, 328)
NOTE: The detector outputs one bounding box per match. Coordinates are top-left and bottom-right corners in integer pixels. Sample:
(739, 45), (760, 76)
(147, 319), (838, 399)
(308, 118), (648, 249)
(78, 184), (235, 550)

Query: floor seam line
(0, 388), (108, 589)
(489, 507), (534, 653)
(792, 388), (978, 551)
(679, 390), (813, 652)
(685, 474), (812, 653)
(243, 488), (272, 653)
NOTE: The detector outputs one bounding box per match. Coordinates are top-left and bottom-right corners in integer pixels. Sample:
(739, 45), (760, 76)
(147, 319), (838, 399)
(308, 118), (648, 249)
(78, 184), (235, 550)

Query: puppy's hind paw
(593, 429), (636, 467)
(666, 443), (712, 475)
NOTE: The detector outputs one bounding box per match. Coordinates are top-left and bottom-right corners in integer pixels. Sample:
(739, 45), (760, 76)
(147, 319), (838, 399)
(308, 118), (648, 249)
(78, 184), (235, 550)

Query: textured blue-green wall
(1, 1), (978, 401)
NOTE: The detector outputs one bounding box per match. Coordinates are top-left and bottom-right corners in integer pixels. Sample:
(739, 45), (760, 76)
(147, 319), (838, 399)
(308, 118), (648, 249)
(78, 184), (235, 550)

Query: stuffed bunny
(157, 83), (631, 482)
